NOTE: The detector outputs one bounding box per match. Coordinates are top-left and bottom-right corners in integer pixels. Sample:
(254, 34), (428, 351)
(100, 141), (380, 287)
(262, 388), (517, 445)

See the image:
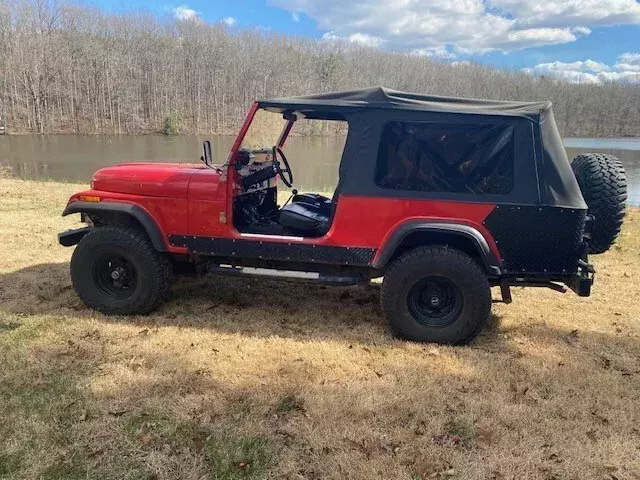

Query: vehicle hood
(92, 162), (206, 198)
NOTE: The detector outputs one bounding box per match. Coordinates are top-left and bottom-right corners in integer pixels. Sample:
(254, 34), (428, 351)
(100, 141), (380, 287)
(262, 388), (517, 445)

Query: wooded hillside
(1, 0), (639, 136)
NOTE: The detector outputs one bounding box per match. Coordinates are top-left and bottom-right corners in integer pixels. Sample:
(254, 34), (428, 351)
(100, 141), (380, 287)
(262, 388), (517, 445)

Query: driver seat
(278, 184), (341, 236)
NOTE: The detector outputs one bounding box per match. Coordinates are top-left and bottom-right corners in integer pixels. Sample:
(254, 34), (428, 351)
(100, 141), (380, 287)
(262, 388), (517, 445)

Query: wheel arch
(373, 221), (502, 276)
(62, 201), (167, 252)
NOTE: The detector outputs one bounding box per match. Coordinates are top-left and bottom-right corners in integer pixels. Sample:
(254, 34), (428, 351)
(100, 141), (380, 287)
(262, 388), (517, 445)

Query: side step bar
(206, 263), (364, 286)
(494, 278), (568, 304)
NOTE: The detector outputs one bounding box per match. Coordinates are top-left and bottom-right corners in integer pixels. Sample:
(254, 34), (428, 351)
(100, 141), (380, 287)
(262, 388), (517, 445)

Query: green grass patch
(446, 418), (477, 445)
(275, 394), (305, 414)
(204, 432), (272, 480)
(120, 412), (273, 479)
(0, 453), (21, 478)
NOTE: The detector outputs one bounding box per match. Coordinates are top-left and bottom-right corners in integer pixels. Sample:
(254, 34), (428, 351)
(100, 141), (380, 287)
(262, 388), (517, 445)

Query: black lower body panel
(168, 235), (376, 267)
(484, 205), (587, 275)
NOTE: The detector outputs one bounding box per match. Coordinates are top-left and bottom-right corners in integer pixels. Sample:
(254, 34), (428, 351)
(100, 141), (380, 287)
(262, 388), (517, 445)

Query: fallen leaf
(565, 329), (580, 345)
(433, 434), (461, 446)
(379, 438), (400, 455)
(590, 410), (610, 425)
(87, 448), (104, 458)
(140, 435), (154, 446)
(548, 452), (563, 463)
(108, 408), (129, 417)
(345, 437), (375, 457)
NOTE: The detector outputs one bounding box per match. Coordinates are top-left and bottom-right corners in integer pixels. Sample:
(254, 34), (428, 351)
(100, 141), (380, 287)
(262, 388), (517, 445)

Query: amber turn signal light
(78, 195), (101, 203)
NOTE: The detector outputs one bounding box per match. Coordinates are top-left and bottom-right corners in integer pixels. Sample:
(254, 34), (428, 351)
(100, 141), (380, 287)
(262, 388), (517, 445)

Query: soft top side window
(375, 121), (515, 195)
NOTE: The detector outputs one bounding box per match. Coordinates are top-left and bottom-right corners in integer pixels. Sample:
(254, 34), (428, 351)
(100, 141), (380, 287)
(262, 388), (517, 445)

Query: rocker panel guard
(169, 235), (376, 266)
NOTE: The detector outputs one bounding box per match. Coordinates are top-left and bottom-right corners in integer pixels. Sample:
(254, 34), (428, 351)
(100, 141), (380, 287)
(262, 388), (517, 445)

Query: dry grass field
(1, 178), (639, 480)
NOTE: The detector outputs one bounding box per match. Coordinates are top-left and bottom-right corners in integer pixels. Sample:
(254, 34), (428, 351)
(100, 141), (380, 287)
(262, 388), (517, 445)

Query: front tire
(70, 226), (172, 315)
(381, 246), (491, 344)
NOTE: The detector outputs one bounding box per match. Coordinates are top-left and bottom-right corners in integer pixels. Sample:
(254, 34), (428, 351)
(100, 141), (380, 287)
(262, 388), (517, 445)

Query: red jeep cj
(59, 87), (627, 344)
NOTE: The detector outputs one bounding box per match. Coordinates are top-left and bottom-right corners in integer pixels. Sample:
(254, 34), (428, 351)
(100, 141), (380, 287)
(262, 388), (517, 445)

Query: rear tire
(381, 246), (491, 344)
(571, 153), (627, 254)
(70, 226), (172, 315)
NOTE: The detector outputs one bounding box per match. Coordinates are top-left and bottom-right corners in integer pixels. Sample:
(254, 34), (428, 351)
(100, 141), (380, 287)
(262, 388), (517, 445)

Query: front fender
(62, 201), (167, 252)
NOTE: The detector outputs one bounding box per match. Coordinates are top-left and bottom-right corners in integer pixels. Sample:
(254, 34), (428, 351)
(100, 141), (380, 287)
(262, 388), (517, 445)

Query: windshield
(240, 109), (288, 152)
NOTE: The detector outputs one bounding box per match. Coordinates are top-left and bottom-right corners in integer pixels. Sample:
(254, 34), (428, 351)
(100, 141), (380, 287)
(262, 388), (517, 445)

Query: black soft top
(259, 87), (585, 209)
(258, 86), (551, 122)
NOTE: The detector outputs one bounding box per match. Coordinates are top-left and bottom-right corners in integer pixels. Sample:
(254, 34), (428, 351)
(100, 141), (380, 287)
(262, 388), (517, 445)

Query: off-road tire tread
(381, 246), (491, 344)
(571, 153), (627, 254)
(71, 225), (173, 315)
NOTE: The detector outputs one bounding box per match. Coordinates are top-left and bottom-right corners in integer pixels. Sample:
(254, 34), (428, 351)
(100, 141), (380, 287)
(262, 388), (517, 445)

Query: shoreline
(1, 130), (639, 140)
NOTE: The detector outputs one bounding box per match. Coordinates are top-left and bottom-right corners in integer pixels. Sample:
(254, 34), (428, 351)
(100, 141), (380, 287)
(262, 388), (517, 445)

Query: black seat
(278, 202), (330, 236)
(292, 192), (331, 215)
(278, 183), (341, 236)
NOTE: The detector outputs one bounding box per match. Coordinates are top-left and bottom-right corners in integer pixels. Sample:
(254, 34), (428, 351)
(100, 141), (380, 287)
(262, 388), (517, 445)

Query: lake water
(1, 134), (639, 205)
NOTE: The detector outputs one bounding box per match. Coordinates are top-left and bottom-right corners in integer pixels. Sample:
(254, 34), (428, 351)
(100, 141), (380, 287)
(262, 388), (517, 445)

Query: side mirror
(235, 149), (252, 171)
(201, 140), (212, 167)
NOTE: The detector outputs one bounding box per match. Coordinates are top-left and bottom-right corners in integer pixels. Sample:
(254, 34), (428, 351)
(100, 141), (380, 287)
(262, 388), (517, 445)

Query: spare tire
(571, 153), (627, 254)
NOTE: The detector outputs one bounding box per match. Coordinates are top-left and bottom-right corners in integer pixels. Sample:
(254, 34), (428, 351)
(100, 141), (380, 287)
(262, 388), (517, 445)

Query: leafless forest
(1, 0), (639, 136)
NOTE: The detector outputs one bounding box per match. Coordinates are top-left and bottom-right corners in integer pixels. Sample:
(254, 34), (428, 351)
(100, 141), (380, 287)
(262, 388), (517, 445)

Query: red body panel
(67, 188), (189, 254)
(328, 197), (499, 259)
(187, 169), (226, 235)
(92, 163), (203, 198)
(219, 195), (499, 260)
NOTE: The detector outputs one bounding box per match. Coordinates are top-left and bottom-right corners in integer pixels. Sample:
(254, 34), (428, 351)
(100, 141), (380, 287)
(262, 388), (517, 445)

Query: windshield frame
(237, 108), (291, 154)
(227, 105), (297, 167)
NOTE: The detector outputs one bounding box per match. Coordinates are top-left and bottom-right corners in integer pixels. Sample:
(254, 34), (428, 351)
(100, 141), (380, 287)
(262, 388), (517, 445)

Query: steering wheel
(272, 146), (293, 188)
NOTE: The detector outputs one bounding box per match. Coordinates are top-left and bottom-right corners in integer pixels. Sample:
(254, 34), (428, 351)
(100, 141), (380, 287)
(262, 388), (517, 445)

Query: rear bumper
(567, 259), (595, 297)
(58, 227), (92, 247)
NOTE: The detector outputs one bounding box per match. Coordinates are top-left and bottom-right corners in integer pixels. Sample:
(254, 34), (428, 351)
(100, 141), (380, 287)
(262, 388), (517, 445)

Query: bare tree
(0, 0), (638, 136)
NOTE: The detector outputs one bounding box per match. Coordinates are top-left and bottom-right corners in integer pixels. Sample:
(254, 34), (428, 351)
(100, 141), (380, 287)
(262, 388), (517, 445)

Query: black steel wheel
(381, 246), (491, 344)
(71, 226), (172, 315)
(93, 254), (139, 299)
(407, 276), (463, 327)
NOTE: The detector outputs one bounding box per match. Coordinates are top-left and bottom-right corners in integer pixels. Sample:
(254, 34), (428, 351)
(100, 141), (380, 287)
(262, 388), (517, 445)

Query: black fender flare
(62, 201), (167, 252)
(373, 221), (502, 275)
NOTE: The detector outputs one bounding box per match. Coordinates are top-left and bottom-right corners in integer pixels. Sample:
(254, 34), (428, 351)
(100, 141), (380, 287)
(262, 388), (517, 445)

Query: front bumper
(58, 227), (92, 247)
